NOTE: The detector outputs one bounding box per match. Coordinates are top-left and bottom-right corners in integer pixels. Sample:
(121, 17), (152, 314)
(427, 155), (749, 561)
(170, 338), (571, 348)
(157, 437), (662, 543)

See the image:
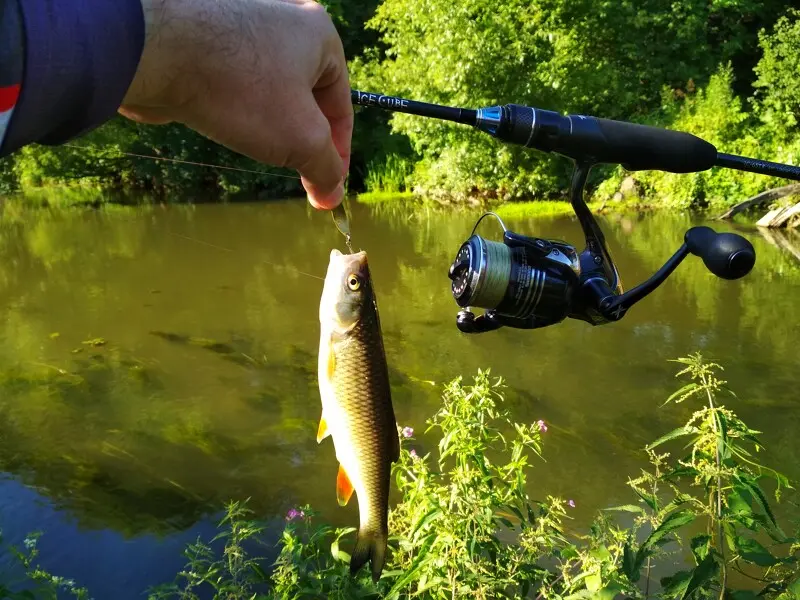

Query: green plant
(363, 154), (414, 193)
(151, 357), (798, 599)
(0, 532), (90, 600)
(753, 9), (800, 133)
(148, 500), (271, 600)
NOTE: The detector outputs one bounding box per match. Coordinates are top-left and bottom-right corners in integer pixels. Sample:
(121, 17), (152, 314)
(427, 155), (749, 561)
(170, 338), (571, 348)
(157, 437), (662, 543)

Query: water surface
(0, 198), (797, 596)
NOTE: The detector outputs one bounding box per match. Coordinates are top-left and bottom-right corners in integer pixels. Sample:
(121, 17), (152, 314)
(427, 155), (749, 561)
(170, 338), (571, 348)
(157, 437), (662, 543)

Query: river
(0, 197), (796, 597)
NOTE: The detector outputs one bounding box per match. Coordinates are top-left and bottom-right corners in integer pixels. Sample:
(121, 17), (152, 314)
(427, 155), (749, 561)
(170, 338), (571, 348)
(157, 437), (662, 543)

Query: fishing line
(167, 232), (325, 281)
(470, 239), (511, 309)
(59, 143), (328, 282)
(61, 144), (303, 181)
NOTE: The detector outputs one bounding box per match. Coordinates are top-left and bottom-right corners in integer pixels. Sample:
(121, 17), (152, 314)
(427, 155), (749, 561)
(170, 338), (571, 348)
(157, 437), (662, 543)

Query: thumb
(294, 102), (346, 210)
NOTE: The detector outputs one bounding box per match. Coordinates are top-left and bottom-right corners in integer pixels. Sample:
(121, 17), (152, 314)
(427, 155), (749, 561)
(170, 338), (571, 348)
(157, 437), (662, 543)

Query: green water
(0, 198), (797, 596)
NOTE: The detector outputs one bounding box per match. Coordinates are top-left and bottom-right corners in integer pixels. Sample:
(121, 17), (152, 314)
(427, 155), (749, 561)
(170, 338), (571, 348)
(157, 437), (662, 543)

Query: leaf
(690, 534), (711, 561)
(789, 575), (800, 596)
(412, 508), (442, 536)
(736, 473), (778, 530)
(662, 382), (700, 405)
(632, 488), (659, 512)
(330, 537), (351, 563)
(586, 573), (602, 592)
(660, 570), (692, 597)
(249, 563), (268, 582)
(681, 553), (718, 599)
(662, 464), (700, 481)
(605, 504), (645, 514)
(597, 583), (625, 600)
(734, 535), (781, 567)
(622, 543), (640, 583)
(642, 509), (696, 551)
(385, 533), (436, 597)
(647, 426), (691, 450)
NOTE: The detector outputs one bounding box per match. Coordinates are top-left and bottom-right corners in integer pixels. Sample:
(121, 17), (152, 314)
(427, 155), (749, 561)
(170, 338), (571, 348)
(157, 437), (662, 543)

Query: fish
(317, 249), (400, 583)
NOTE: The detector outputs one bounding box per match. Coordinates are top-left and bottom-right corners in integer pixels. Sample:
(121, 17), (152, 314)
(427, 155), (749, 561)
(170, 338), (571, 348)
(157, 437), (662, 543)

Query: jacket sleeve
(0, 0), (145, 158)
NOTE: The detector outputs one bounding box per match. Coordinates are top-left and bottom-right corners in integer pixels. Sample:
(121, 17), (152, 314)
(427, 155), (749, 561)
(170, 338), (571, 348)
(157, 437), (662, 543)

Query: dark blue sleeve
(0, 0), (145, 158)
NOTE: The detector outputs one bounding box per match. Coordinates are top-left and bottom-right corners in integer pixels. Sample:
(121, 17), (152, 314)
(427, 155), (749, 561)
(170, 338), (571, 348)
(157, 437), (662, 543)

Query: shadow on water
(0, 197), (796, 594)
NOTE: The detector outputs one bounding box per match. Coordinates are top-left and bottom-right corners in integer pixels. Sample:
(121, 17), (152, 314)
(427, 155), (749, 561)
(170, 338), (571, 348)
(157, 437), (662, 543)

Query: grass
(355, 191), (417, 204)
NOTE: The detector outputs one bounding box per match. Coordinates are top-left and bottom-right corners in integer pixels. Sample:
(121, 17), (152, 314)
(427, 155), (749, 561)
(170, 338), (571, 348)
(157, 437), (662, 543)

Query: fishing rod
(351, 89), (793, 333)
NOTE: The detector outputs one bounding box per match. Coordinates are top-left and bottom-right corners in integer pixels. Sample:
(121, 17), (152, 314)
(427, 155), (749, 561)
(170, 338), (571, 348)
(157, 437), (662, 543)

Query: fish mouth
(330, 249), (368, 271)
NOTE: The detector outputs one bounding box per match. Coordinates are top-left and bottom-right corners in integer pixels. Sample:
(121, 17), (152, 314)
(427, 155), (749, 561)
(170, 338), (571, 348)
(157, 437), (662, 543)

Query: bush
(149, 356), (799, 600)
(351, 0), (789, 201)
(753, 9), (800, 133)
(593, 62), (800, 210)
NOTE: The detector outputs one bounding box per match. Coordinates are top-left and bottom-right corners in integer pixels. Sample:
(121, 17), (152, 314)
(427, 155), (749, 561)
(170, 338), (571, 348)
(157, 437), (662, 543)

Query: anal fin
(336, 464), (354, 506)
(316, 413), (330, 443)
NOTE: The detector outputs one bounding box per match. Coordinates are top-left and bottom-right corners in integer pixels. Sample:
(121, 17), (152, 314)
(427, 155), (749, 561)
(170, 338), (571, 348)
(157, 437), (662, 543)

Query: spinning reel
(351, 89), (799, 334)
(447, 163), (755, 333)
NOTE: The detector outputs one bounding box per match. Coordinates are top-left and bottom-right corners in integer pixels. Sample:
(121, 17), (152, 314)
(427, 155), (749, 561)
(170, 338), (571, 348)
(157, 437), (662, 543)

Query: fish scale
(332, 302), (395, 532)
(317, 249), (399, 583)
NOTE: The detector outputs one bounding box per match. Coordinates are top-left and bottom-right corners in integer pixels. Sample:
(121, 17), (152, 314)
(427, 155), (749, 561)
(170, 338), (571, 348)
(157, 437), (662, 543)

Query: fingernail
(308, 179), (344, 210)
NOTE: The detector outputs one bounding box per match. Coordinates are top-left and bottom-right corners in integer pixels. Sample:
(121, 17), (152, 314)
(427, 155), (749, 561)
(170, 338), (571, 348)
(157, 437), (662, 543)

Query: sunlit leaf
(647, 426), (691, 450)
(604, 504), (645, 514)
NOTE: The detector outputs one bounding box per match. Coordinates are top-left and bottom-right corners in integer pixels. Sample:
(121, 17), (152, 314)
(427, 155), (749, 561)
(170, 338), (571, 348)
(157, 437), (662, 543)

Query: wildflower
(568, 499), (576, 508)
(401, 426), (414, 438)
(286, 508), (305, 521)
(410, 449), (418, 459)
(536, 420), (548, 433)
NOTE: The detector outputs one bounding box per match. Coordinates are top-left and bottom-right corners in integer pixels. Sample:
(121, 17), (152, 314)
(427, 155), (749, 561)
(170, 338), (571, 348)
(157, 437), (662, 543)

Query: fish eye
(347, 274), (361, 291)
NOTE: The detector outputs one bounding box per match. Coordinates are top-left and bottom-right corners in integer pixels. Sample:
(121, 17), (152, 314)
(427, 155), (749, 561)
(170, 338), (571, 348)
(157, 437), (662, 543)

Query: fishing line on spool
(470, 239), (511, 309)
(464, 212), (512, 310)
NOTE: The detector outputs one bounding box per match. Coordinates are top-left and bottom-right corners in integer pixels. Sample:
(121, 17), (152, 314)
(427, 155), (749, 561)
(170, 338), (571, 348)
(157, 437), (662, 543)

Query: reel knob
(684, 226), (756, 280)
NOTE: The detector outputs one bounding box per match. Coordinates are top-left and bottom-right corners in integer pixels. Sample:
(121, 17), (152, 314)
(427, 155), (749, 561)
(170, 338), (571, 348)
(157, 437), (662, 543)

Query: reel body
(449, 227), (579, 332)
(448, 163), (757, 334)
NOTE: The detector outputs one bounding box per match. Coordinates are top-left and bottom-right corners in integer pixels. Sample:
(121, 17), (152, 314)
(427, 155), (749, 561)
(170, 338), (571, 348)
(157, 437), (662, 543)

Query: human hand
(120, 0), (352, 209)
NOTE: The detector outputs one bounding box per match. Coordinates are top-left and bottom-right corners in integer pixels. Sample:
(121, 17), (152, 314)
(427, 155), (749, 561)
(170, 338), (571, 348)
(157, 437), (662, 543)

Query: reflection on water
(0, 198), (797, 596)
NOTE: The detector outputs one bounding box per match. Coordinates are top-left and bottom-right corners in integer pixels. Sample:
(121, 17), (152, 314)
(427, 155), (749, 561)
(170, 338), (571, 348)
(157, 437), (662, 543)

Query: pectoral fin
(327, 348), (335, 379)
(316, 414), (330, 443)
(336, 464), (354, 506)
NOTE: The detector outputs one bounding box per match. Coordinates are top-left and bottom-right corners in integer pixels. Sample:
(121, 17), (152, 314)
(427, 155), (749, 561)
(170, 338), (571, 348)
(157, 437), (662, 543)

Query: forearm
(0, 0), (146, 157)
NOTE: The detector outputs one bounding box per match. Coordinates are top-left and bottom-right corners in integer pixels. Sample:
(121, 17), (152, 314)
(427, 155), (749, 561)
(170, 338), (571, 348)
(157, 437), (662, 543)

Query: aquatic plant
(146, 354), (798, 599)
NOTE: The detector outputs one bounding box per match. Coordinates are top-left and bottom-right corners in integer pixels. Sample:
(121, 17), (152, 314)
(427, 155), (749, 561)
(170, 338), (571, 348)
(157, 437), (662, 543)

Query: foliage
(363, 153), (414, 194)
(0, 532), (89, 600)
(150, 358), (798, 599)
(0, 1), (797, 208)
(593, 60), (800, 210)
(350, 0), (790, 202)
(753, 9), (800, 132)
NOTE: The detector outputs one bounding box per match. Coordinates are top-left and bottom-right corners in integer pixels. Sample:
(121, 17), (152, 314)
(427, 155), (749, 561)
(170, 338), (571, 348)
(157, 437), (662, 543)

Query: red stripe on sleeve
(0, 84), (21, 112)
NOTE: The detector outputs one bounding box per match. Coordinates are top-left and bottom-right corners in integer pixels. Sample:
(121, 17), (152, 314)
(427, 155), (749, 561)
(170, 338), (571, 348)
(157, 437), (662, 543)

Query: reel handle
(684, 226), (755, 280)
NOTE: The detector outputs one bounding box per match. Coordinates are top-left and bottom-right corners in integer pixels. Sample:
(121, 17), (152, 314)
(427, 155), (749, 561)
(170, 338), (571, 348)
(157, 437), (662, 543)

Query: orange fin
(336, 464), (354, 506)
(316, 414), (330, 443)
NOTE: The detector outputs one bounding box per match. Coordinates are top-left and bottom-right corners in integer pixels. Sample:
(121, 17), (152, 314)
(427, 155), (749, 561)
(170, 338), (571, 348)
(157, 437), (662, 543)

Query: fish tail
(350, 526), (387, 583)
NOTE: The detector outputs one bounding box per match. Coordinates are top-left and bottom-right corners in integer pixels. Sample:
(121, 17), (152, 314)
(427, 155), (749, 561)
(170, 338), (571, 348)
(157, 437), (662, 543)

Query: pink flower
(567, 500), (575, 508)
(402, 426), (414, 438)
(286, 508), (305, 521)
(536, 420), (548, 433)
(410, 449), (418, 459)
